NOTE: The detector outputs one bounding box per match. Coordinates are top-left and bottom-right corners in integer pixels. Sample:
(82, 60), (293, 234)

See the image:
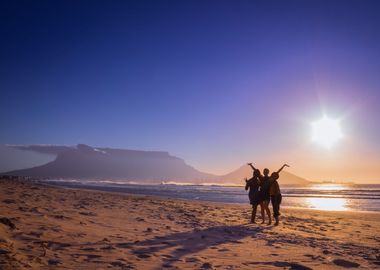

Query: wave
(161, 181), (244, 187)
(41, 180), (380, 212)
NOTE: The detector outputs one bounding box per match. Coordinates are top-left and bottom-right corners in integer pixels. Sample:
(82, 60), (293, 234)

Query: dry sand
(0, 178), (379, 269)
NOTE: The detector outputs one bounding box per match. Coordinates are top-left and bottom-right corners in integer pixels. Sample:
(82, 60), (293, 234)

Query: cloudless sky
(1, 0), (379, 182)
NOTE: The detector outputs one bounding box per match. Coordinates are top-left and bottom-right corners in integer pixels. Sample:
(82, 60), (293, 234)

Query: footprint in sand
(200, 262), (213, 269)
(80, 247), (97, 251)
(51, 214), (68, 220)
(79, 211), (97, 216)
(48, 258), (61, 265)
(0, 248), (10, 255)
(110, 261), (129, 267)
(0, 217), (16, 229)
(46, 241), (72, 250)
(136, 253), (151, 259)
(184, 257), (201, 263)
(100, 245), (114, 250)
(2, 199), (16, 204)
(244, 261), (312, 270)
(332, 259), (360, 268)
(86, 254), (102, 259)
(304, 254), (324, 261)
(28, 231), (43, 238)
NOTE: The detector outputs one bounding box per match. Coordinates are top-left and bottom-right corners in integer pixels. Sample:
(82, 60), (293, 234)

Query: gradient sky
(1, 1), (380, 182)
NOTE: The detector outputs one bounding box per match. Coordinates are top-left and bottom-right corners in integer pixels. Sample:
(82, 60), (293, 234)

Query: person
(248, 163), (272, 225)
(248, 163), (290, 225)
(269, 164), (289, 226)
(244, 169), (262, 223)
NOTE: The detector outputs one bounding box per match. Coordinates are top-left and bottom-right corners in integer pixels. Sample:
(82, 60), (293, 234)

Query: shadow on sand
(118, 224), (270, 269)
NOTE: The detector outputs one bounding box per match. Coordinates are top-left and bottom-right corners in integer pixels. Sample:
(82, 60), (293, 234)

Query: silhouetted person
(248, 163), (271, 224)
(269, 164), (289, 225)
(244, 169), (261, 223)
(248, 163), (290, 225)
(259, 167), (272, 224)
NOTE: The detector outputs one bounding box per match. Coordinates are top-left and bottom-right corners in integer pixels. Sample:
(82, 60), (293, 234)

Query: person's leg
(260, 202), (265, 224)
(265, 200), (272, 225)
(275, 194), (282, 225)
(271, 195), (276, 216)
(251, 205), (257, 223)
(272, 195), (280, 225)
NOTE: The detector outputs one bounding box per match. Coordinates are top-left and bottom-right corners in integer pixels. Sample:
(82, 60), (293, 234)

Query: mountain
(4, 144), (215, 183)
(219, 164), (309, 185)
(0, 145), (55, 173)
(2, 144), (309, 185)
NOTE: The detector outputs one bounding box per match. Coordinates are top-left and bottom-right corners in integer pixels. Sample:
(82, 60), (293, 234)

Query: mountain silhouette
(0, 144), (55, 172)
(4, 144), (214, 183)
(2, 144), (309, 185)
(219, 164), (309, 185)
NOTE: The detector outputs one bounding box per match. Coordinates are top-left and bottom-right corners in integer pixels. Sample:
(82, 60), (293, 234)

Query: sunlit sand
(1, 178), (379, 269)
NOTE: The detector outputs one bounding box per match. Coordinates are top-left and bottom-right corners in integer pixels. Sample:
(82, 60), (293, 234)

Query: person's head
(253, 169), (261, 177)
(263, 168), (270, 176)
(271, 172), (279, 180)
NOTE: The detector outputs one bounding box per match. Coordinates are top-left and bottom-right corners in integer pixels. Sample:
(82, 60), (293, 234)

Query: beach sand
(0, 178), (379, 269)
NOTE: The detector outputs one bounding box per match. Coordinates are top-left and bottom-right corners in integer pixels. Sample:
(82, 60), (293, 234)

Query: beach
(0, 178), (379, 269)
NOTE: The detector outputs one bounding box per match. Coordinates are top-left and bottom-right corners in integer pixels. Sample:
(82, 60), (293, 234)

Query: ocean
(42, 180), (380, 212)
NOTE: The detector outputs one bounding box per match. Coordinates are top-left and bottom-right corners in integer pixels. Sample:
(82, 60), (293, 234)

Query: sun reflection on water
(312, 184), (348, 191)
(305, 197), (348, 211)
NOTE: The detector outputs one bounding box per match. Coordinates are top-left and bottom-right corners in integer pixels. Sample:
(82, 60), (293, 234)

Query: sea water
(43, 180), (380, 212)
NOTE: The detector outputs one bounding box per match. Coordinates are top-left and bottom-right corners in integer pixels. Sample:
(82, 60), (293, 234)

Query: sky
(1, 1), (380, 183)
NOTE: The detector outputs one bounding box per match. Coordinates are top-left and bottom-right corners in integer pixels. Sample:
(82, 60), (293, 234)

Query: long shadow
(118, 224), (270, 269)
(31, 224), (271, 268)
(245, 261), (313, 270)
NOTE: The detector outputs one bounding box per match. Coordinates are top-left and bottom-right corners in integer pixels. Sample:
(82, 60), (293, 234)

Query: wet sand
(0, 178), (379, 269)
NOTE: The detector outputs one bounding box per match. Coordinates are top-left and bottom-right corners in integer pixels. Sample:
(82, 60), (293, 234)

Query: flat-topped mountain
(1, 144), (309, 185)
(4, 144), (214, 183)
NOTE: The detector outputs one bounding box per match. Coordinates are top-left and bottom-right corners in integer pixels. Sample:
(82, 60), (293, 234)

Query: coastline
(44, 182), (380, 215)
(1, 178), (379, 269)
(39, 180), (380, 212)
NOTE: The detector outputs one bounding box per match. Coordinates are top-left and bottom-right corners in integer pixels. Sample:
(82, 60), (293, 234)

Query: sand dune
(0, 178), (379, 269)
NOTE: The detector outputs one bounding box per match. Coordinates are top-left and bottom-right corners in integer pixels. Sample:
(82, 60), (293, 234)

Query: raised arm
(247, 163), (256, 171)
(276, 164), (290, 174)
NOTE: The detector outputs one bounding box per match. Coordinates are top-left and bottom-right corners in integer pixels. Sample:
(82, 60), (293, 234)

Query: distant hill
(219, 164), (309, 185)
(4, 144), (215, 183)
(2, 144), (309, 185)
(0, 145), (55, 172)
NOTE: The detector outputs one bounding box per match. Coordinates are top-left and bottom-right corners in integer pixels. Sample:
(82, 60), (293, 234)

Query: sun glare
(305, 197), (348, 211)
(311, 115), (343, 149)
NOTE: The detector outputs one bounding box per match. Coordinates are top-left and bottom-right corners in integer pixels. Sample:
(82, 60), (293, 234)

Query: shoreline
(45, 183), (380, 215)
(39, 179), (380, 213)
(1, 178), (379, 269)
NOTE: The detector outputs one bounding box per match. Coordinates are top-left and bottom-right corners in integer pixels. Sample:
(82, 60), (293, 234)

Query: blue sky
(1, 1), (379, 181)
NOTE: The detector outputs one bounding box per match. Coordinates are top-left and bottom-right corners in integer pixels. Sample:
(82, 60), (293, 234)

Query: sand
(0, 178), (379, 269)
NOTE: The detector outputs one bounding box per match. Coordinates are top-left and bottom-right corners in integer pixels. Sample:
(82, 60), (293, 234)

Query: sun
(311, 115), (343, 148)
